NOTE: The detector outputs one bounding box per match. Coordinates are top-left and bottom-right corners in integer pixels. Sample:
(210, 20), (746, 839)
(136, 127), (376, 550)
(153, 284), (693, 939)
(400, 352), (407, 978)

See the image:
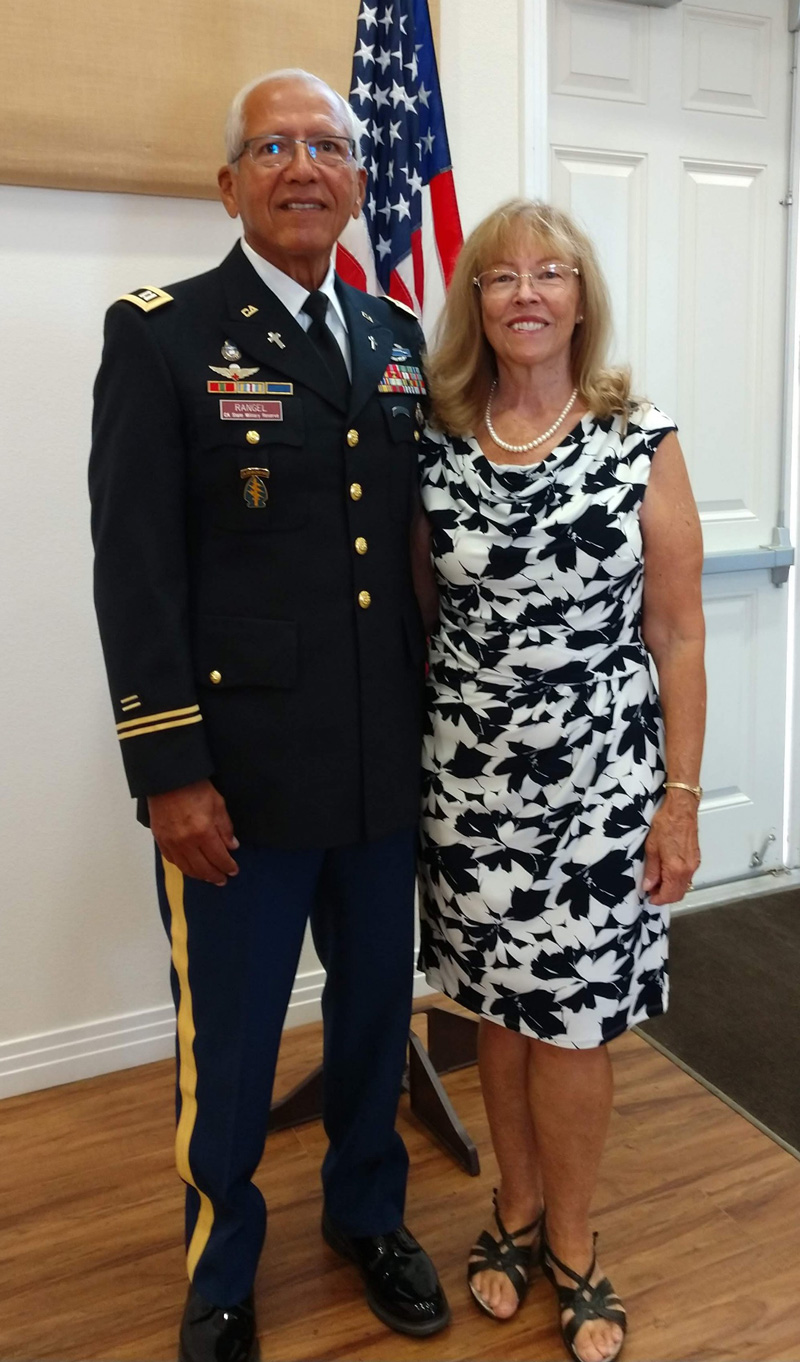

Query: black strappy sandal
(467, 1189), (544, 1319)
(542, 1230), (627, 1362)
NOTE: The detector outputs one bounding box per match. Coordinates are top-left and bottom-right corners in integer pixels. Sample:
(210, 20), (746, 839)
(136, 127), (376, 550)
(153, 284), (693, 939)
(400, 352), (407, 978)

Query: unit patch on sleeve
(117, 287), (174, 312)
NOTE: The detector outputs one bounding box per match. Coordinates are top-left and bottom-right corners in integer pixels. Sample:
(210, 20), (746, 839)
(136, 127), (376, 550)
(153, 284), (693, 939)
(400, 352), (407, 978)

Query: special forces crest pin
(240, 467), (270, 507)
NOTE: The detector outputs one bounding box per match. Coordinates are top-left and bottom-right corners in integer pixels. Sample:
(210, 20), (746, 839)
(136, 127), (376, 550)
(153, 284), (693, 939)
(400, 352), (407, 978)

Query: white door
(546, 0), (793, 886)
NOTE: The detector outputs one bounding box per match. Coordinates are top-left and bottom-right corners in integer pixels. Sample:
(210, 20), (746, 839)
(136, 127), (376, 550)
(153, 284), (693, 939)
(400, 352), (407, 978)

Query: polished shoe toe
(322, 1211), (450, 1337)
(178, 1286), (259, 1362)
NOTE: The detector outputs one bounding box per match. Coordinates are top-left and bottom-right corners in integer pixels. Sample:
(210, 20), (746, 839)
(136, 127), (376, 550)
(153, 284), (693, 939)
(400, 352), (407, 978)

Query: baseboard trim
(0, 971), (438, 1100)
(0, 1006), (176, 1100)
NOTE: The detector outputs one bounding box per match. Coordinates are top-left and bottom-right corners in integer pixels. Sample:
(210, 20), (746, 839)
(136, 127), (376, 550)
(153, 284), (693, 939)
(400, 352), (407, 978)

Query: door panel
(700, 571), (787, 881)
(548, 0), (792, 887)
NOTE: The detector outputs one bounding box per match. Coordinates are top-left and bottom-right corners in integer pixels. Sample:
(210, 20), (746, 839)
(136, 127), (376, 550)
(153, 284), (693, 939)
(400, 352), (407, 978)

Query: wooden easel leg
(405, 1031), (480, 1175)
(425, 1006), (480, 1074)
(268, 1063), (324, 1132)
(267, 1007), (482, 1175)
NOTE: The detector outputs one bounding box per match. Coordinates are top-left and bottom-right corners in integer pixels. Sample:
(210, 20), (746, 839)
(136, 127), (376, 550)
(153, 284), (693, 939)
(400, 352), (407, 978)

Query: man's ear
(351, 166), (368, 220)
(218, 165), (240, 221)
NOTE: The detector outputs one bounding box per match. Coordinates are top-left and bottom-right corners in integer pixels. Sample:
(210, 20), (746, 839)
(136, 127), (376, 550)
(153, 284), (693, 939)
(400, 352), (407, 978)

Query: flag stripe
(335, 241), (368, 291)
(341, 0), (463, 327)
(429, 171), (462, 287)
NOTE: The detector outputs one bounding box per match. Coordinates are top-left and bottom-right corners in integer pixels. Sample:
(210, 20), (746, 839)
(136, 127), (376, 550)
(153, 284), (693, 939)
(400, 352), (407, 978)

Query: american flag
(336, 0), (463, 333)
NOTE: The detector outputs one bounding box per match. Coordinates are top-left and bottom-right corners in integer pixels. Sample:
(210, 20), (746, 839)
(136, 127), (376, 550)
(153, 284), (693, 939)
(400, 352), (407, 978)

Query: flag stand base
(269, 1005), (480, 1175)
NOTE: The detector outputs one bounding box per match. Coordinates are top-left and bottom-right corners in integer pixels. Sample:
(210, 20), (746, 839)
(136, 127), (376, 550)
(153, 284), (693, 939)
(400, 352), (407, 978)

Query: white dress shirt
(240, 238), (352, 377)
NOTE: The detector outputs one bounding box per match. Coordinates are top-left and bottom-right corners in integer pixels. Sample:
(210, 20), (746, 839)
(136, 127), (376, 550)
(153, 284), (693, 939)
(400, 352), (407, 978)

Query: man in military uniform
(89, 69), (448, 1362)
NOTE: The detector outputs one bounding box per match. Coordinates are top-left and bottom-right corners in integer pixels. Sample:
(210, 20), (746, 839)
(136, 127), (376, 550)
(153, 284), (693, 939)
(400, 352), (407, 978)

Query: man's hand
(148, 779), (239, 886)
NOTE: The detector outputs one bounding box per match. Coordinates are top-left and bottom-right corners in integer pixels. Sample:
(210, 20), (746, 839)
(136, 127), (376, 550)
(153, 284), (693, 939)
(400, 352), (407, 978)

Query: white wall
(439, 0), (522, 232)
(0, 0), (526, 1098)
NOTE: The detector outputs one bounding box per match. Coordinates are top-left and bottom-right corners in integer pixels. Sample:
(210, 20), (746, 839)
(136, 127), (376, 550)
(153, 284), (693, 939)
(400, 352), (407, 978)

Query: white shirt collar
(239, 238), (346, 332)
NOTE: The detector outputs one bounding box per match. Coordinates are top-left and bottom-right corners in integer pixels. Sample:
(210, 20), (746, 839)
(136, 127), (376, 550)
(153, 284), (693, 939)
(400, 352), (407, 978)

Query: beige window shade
(2, 0), (439, 200)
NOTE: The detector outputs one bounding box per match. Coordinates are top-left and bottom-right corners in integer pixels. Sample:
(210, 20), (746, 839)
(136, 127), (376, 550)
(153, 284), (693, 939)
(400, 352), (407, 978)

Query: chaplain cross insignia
(267, 332), (285, 349)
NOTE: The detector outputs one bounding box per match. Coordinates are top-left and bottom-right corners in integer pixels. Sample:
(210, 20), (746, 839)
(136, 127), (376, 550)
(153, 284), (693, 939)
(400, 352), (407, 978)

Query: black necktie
(302, 291), (350, 402)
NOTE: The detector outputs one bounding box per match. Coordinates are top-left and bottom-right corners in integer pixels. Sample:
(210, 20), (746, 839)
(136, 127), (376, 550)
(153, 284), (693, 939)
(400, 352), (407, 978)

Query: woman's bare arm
(640, 430), (706, 906)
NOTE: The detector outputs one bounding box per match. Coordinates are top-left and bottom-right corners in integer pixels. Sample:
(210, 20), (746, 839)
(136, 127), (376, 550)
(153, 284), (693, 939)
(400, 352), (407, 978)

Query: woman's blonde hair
(426, 199), (631, 434)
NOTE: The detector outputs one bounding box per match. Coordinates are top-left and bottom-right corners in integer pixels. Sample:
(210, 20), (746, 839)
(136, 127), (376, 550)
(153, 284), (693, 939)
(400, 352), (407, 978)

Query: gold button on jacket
(245, 430), (260, 445)
(347, 429), (359, 447)
(358, 590), (371, 609)
(209, 670), (222, 684)
(355, 537), (368, 555)
(349, 482), (363, 501)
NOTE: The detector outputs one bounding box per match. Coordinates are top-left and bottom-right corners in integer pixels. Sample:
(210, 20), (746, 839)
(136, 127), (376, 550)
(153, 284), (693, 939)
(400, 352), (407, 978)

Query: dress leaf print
(418, 406), (676, 1048)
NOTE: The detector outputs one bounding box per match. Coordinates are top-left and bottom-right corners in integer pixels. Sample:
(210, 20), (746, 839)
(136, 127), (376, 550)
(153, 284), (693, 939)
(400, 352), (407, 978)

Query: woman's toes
(472, 1268), (520, 1318)
(571, 1317), (623, 1362)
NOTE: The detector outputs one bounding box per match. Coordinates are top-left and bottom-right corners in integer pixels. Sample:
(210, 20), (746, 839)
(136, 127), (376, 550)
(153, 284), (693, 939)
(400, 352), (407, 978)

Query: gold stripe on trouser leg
(162, 856), (215, 1279)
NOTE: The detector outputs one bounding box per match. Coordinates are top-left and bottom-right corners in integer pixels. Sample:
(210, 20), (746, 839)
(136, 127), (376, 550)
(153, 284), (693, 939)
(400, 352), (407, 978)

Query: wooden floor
(2, 1005), (800, 1362)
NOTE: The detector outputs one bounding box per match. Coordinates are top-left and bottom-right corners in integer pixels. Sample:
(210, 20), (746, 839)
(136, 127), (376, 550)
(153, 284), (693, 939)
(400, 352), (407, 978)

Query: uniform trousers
(155, 827), (416, 1307)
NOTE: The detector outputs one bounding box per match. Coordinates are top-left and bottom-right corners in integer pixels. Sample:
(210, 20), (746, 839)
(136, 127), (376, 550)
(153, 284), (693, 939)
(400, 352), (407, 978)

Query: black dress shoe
(178, 1286), (259, 1362)
(322, 1210), (450, 1337)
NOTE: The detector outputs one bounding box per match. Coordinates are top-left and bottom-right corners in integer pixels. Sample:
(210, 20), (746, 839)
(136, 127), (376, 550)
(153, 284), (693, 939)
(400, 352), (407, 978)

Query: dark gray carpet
(638, 886), (800, 1155)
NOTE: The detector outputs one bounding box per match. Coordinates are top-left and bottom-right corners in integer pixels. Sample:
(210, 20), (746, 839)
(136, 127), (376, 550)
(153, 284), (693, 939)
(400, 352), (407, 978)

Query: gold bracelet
(663, 780), (702, 800)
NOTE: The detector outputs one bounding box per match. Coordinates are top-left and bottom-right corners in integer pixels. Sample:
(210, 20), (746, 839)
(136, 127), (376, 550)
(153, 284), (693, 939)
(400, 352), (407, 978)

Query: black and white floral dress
(418, 405), (675, 1048)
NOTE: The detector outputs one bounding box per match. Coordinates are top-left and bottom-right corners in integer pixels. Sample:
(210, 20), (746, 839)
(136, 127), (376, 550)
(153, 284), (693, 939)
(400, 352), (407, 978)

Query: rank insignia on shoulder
(118, 286), (174, 312)
(386, 296), (418, 319)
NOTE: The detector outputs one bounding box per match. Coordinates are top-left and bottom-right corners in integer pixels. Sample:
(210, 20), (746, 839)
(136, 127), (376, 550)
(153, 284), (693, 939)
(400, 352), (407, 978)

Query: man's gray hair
(225, 69), (363, 167)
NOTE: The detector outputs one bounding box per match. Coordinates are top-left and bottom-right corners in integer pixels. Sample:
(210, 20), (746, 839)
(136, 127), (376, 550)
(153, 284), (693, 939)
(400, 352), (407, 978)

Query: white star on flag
(350, 77), (373, 103)
(335, 0), (463, 333)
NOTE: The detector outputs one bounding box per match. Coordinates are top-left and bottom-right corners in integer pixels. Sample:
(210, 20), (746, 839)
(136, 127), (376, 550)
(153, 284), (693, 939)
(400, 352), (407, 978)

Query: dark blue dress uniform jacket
(90, 242), (427, 849)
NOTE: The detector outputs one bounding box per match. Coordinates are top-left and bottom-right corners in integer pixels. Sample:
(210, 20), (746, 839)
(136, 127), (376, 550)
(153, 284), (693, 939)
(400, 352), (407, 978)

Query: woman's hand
(642, 789), (701, 905)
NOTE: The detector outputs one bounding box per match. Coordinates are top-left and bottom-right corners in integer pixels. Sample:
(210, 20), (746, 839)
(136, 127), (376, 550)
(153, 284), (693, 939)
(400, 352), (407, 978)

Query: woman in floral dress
(414, 201), (705, 1362)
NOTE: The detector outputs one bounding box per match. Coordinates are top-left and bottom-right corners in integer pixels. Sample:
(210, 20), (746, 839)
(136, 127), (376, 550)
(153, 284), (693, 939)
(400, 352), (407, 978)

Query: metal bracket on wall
(702, 527), (795, 586)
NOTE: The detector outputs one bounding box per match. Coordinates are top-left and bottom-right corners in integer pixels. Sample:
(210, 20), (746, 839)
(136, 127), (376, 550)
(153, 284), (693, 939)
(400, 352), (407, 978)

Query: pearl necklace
(484, 382), (578, 454)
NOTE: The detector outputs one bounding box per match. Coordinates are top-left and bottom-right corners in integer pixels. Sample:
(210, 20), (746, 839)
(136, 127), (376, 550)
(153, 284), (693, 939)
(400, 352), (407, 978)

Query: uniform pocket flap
(193, 397), (305, 451)
(380, 398), (417, 443)
(194, 616), (297, 689)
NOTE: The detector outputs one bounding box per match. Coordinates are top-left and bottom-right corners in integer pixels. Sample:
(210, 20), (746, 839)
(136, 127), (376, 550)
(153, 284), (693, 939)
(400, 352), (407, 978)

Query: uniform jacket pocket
(192, 399), (308, 532)
(194, 615), (297, 689)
